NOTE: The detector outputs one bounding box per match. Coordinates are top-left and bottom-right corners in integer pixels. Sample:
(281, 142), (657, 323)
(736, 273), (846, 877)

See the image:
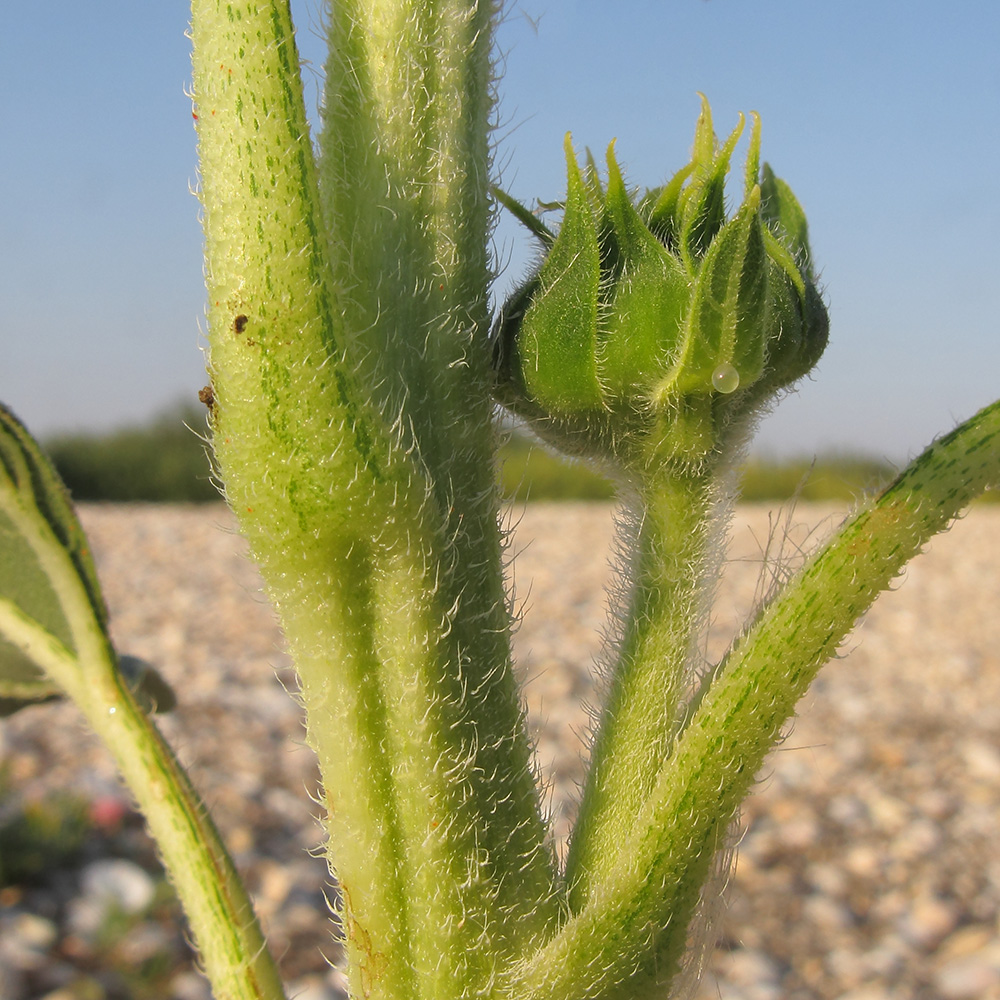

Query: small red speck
(211, 110), (217, 116)
(439, 284), (444, 291)
(89, 795), (128, 831)
(246, 507), (254, 513)
(192, 112), (199, 120)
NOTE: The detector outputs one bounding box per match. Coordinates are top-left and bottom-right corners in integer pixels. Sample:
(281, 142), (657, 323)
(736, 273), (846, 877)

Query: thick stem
(321, 0), (558, 958)
(192, 4), (557, 998)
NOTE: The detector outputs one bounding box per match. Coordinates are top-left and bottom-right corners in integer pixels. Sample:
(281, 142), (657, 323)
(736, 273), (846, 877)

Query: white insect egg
(711, 363), (740, 394)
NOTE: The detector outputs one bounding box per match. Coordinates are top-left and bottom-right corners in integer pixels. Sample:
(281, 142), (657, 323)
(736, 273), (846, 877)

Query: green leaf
(0, 503), (65, 707)
(117, 655), (176, 715)
(0, 405), (106, 634)
(678, 98), (744, 266)
(0, 405), (174, 716)
(644, 162), (695, 252)
(0, 654), (176, 718)
(489, 185), (555, 248)
(0, 405), (105, 695)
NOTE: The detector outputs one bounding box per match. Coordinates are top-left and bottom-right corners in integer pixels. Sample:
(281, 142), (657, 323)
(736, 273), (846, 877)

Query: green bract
(493, 98), (829, 468)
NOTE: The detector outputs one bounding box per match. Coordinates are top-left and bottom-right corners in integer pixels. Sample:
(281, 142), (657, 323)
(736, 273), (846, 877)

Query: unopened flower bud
(492, 97), (828, 470)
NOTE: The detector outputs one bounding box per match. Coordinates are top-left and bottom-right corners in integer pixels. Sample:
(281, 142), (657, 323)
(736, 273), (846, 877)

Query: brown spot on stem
(341, 883), (389, 998)
(197, 385), (216, 419)
(233, 314), (249, 334)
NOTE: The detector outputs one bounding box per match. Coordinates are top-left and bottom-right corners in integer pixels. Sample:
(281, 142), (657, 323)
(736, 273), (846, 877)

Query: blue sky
(1, 2), (997, 460)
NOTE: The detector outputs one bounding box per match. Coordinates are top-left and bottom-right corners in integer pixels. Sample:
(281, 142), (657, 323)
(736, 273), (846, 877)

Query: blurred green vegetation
(39, 405), (997, 505)
(500, 432), (899, 505)
(738, 454), (895, 503)
(44, 405), (217, 503)
(0, 768), (91, 886)
(499, 432), (615, 502)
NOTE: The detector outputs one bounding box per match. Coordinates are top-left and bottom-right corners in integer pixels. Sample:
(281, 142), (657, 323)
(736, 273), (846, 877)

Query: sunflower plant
(1, 3), (997, 999)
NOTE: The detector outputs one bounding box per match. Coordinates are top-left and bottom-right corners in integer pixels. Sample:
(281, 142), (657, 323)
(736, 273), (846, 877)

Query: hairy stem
(513, 401), (1000, 1000)
(321, 0), (558, 958)
(566, 465), (717, 907)
(191, 3), (557, 998)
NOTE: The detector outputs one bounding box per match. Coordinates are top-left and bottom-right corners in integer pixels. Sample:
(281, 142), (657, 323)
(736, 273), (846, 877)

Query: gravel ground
(1, 499), (998, 1000)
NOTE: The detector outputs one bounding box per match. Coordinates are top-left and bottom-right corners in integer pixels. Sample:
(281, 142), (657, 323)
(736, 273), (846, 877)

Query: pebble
(0, 912), (58, 970)
(66, 860), (156, 940)
(0, 501), (997, 1000)
(168, 970), (213, 1000)
(80, 859), (156, 915)
(897, 894), (959, 948)
(287, 973), (348, 1000)
(935, 938), (1000, 998)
